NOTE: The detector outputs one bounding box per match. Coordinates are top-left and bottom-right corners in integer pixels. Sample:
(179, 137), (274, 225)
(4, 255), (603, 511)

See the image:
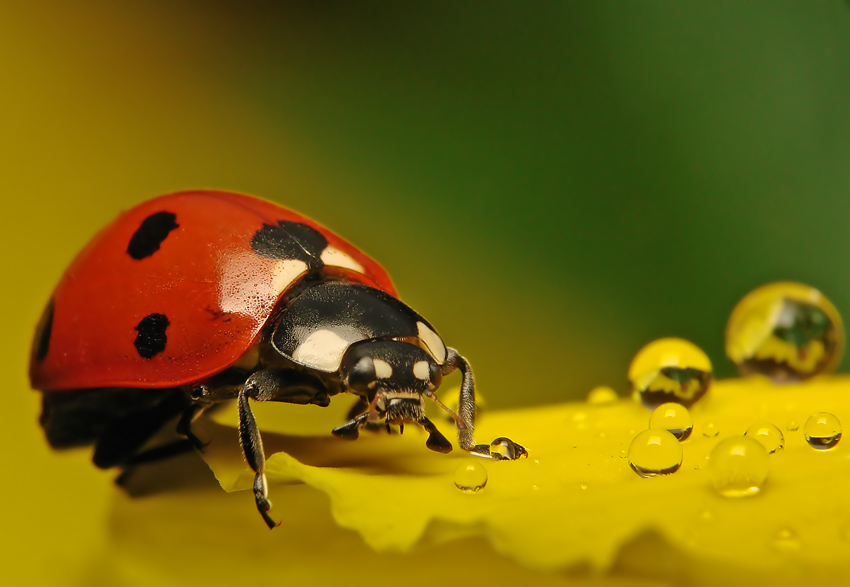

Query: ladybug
(30, 190), (527, 528)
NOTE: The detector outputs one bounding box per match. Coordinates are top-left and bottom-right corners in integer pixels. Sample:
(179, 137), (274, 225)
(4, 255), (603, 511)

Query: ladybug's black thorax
(267, 279), (430, 374)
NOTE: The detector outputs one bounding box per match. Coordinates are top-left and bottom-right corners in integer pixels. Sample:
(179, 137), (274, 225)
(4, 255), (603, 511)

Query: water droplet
(628, 338), (713, 408)
(579, 481), (588, 490)
(804, 412), (842, 450)
(708, 436), (769, 497)
(627, 429), (683, 478)
(770, 527), (802, 552)
(587, 386), (619, 405)
(454, 460), (487, 493)
(702, 422), (719, 438)
(649, 402), (693, 441)
(745, 421), (785, 454)
(490, 437), (523, 459)
(726, 282), (844, 383)
(786, 420), (799, 432)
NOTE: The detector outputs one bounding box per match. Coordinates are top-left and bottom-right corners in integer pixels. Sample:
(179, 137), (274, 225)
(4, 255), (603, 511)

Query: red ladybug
(30, 190), (526, 528)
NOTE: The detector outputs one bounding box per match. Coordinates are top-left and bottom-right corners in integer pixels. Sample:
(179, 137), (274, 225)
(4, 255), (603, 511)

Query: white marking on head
(321, 246), (365, 273)
(219, 253), (308, 317)
(413, 360), (431, 381)
(417, 321), (447, 364)
(373, 358), (393, 379)
(291, 326), (363, 372)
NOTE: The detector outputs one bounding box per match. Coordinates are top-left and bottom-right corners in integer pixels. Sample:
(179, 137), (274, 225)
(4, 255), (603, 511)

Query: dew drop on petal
(628, 338), (713, 409)
(454, 460), (488, 493)
(587, 386), (619, 405)
(745, 421), (785, 454)
(725, 282), (844, 382)
(628, 429), (683, 478)
(702, 422), (720, 438)
(708, 436), (769, 497)
(786, 420), (799, 432)
(804, 412), (842, 450)
(770, 527), (802, 552)
(649, 402), (693, 441)
(489, 437), (524, 460)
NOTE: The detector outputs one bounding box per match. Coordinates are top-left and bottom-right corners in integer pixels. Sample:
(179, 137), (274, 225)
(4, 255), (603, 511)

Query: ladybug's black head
(341, 340), (442, 424)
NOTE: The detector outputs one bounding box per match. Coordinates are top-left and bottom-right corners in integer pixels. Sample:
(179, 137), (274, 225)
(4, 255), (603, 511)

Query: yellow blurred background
(3, 2), (850, 584)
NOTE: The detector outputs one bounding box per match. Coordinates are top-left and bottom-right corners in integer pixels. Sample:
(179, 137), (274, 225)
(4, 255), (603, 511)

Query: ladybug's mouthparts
(375, 391), (425, 424)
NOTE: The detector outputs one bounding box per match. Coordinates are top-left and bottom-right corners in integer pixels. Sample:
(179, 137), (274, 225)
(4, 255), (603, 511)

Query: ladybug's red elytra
(30, 190), (527, 528)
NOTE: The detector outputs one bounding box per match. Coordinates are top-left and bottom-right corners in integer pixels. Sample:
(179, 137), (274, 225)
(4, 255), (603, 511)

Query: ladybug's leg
(176, 403), (208, 451)
(442, 348), (528, 461)
(332, 412), (370, 439)
(417, 416), (453, 453)
(346, 396), (370, 420)
(237, 382), (279, 529)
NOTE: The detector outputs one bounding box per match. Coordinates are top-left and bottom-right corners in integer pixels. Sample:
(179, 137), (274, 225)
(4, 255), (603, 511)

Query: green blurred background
(3, 1), (850, 583)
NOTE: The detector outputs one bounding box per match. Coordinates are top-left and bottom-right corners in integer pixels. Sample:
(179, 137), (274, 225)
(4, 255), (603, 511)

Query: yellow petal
(198, 376), (850, 580)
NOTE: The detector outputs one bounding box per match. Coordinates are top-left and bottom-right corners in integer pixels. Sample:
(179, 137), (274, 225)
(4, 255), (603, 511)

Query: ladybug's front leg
(237, 383), (279, 529)
(442, 348), (528, 461)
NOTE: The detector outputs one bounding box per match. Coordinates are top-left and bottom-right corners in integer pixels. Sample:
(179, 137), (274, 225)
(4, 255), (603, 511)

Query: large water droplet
(804, 412), (842, 450)
(708, 436), (769, 497)
(628, 338), (713, 408)
(649, 402), (693, 441)
(454, 460), (487, 493)
(745, 421), (785, 454)
(627, 429), (683, 478)
(726, 282), (844, 382)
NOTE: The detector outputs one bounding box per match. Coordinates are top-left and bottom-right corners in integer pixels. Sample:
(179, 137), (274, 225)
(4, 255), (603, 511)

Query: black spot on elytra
(33, 299), (54, 362)
(127, 211), (179, 260)
(250, 220), (328, 269)
(134, 313), (170, 359)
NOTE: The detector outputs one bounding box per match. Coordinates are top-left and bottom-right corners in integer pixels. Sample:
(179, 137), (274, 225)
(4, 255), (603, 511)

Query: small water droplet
(745, 421), (785, 454)
(587, 386), (618, 405)
(579, 481), (588, 490)
(708, 436), (769, 497)
(702, 422), (719, 438)
(454, 460), (488, 493)
(628, 338), (713, 408)
(804, 412), (842, 450)
(770, 527), (802, 552)
(649, 402), (693, 441)
(725, 282), (843, 382)
(627, 429), (683, 478)
(786, 420), (799, 432)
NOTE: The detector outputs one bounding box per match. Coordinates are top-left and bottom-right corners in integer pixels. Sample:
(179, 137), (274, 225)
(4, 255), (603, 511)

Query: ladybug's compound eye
(346, 356), (378, 392)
